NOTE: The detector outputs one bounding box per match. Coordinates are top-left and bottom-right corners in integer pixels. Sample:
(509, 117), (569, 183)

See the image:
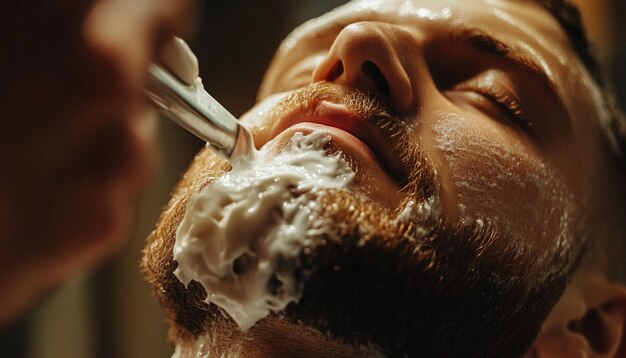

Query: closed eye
(452, 81), (531, 131)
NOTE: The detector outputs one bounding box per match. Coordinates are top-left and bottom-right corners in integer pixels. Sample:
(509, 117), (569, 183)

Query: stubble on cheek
(431, 114), (575, 253)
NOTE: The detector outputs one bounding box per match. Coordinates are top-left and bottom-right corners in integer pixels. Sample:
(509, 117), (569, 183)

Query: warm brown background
(0, 0), (623, 357)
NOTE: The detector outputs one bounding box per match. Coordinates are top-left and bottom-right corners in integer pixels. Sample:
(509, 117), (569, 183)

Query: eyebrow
(448, 27), (567, 114)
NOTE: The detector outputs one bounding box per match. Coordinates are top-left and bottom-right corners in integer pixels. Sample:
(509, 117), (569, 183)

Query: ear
(529, 272), (626, 357)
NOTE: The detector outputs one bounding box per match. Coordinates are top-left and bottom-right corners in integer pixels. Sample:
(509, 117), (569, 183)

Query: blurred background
(0, 0), (624, 356)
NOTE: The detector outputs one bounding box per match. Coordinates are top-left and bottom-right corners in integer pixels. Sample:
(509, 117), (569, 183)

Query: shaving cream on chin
(173, 131), (353, 332)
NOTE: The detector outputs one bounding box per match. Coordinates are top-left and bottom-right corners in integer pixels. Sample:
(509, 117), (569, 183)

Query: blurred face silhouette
(150, 0), (613, 356)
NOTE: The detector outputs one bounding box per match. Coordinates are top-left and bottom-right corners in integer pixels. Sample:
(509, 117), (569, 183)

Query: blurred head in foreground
(143, 0), (626, 356)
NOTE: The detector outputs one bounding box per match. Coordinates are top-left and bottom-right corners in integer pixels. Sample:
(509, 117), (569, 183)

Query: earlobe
(530, 272), (626, 357)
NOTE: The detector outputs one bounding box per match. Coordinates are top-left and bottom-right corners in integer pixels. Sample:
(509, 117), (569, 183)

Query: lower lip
(276, 122), (381, 166)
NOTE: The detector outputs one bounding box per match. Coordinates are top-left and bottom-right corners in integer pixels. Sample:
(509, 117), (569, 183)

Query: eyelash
(454, 83), (530, 130)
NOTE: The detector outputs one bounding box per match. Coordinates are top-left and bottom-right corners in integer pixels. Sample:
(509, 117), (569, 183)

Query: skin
(175, 0), (616, 355)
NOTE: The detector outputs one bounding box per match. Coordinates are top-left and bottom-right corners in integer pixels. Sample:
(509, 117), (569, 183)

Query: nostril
(362, 61), (390, 97)
(326, 60), (344, 81)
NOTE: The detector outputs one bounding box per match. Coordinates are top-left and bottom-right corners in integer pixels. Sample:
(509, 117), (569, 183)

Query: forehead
(282, 0), (564, 42)
(263, 0), (577, 100)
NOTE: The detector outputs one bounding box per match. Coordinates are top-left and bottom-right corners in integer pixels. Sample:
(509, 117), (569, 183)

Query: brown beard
(142, 83), (578, 358)
(277, 189), (556, 358)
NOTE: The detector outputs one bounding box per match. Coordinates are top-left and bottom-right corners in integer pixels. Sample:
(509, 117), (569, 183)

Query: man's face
(245, 0), (607, 248)
(151, 0), (612, 356)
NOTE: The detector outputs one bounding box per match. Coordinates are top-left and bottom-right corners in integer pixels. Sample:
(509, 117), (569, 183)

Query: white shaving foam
(174, 131), (353, 332)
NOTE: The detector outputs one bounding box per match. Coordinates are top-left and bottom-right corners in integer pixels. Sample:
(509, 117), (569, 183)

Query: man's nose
(312, 22), (416, 114)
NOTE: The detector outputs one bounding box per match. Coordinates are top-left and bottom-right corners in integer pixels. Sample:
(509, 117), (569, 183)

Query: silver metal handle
(144, 64), (242, 159)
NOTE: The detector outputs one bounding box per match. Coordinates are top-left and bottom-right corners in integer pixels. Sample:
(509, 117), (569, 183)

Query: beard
(144, 83), (577, 358)
(282, 188), (560, 358)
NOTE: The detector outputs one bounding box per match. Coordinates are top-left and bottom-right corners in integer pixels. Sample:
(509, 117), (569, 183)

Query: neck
(172, 317), (385, 358)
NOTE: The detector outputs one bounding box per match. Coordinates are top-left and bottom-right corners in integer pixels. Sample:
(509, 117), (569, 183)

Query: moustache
(262, 81), (439, 205)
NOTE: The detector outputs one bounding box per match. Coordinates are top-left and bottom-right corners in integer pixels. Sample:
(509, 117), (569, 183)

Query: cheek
(432, 115), (571, 246)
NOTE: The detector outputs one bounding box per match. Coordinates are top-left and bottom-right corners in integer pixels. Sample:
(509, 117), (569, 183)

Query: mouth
(257, 100), (408, 186)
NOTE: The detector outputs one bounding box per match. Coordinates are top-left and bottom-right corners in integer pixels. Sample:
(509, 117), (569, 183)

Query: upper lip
(261, 100), (408, 184)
